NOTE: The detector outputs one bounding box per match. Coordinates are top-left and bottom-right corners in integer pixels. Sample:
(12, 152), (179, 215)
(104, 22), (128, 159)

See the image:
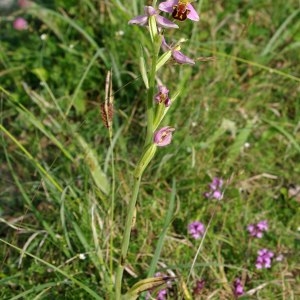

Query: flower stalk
(115, 2), (199, 297)
(115, 16), (164, 299)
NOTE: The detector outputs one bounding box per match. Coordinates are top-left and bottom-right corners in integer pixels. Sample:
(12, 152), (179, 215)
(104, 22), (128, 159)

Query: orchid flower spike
(129, 6), (179, 29)
(159, 0), (200, 22)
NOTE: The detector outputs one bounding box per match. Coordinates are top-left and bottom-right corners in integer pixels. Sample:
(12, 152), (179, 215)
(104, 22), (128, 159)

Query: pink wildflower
(256, 248), (274, 269)
(155, 85), (171, 107)
(154, 126), (175, 147)
(204, 177), (224, 200)
(13, 17), (28, 30)
(188, 221), (205, 239)
(247, 220), (268, 238)
(233, 278), (244, 297)
(159, 0), (200, 22)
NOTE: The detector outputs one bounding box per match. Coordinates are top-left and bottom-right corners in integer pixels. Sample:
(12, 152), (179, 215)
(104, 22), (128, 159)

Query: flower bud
(153, 126), (175, 147)
(155, 85), (171, 107)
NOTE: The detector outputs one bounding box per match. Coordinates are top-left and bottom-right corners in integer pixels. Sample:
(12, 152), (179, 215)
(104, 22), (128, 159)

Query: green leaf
(0, 239), (103, 300)
(139, 45), (149, 89)
(156, 51), (172, 72)
(263, 119), (300, 153)
(148, 15), (158, 43)
(148, 179), (176, 277)
(224, 119), (256, 169)
(73, 91), (86, 114)
(76, 134), (110, 195)
(31, 68), (48, 81)
(122, 277), (171, 300)
(134, 144), (157, 178)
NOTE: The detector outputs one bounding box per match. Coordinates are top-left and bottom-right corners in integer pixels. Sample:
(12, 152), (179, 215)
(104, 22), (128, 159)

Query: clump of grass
(1, 0), (300, 299)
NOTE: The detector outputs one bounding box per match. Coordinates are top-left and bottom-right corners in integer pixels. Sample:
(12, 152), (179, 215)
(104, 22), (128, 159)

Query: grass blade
(263, 119), (300, 153)
(0, 238), (104, 300)
(261, 9), (300, 56)
(75, 133), (110, 196)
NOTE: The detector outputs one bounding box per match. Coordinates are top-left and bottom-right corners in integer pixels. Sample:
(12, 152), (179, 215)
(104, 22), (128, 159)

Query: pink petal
(154, 126), (175, 147)
(187, 3), (200, 21)
(213, 190), (223, 200)
(158, 0), (177, 13)
(257, 220), (268, 231)
(173, 50), (195, 64)
(256, 263), (262, 269)
(156, 15), (179, 28)
(144, 6), (156, 16)
(13, 17), (28, 30)
(247, 224), (255, 232)
(159, 85), (169, 94)
(161, 36), (171, 51)
(128, 15), (148, 26)
(256, 232), (263, 238)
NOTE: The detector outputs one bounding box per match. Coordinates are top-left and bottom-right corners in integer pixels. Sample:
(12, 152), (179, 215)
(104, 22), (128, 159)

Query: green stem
(146, 15), (159, 147)
(109, 133), (115, 281)
(145, 54), (157, 146)
(115, 176), (141, 299)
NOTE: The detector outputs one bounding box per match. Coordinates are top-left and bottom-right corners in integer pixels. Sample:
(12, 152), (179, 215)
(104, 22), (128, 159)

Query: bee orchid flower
(159, 0), (200, 22)
(155, 85), (171, 107)
(154, 126), (175, 147)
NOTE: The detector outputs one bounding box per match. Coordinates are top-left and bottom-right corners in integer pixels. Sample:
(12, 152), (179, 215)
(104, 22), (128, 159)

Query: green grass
(1, 0), (300, 299)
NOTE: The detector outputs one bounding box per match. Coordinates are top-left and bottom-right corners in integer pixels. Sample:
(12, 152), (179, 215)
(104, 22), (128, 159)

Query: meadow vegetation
(0, 0), (300, 299)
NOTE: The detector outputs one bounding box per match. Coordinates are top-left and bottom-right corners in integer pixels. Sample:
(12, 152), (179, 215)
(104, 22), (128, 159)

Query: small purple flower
(155, 85), (171, 107)
(233, 278), (244, 297)
(161, 37), (195, 65)
(146, 288), (167, 300)
(129, 6), (179, 29)
(204, 177), (224, 200)
(159, 0), (200, 22)
(193, 279), (205, 295)
(154, 126), (175, 147)
(13, 17), (28, 30)
(255, 248), (274, 269)
(247, 220), (268, 238)
(257, 220), (268, 231)
(188, 221), (205, 239)
(156, 289), (167, 300)
(209, 177), (223, 190)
